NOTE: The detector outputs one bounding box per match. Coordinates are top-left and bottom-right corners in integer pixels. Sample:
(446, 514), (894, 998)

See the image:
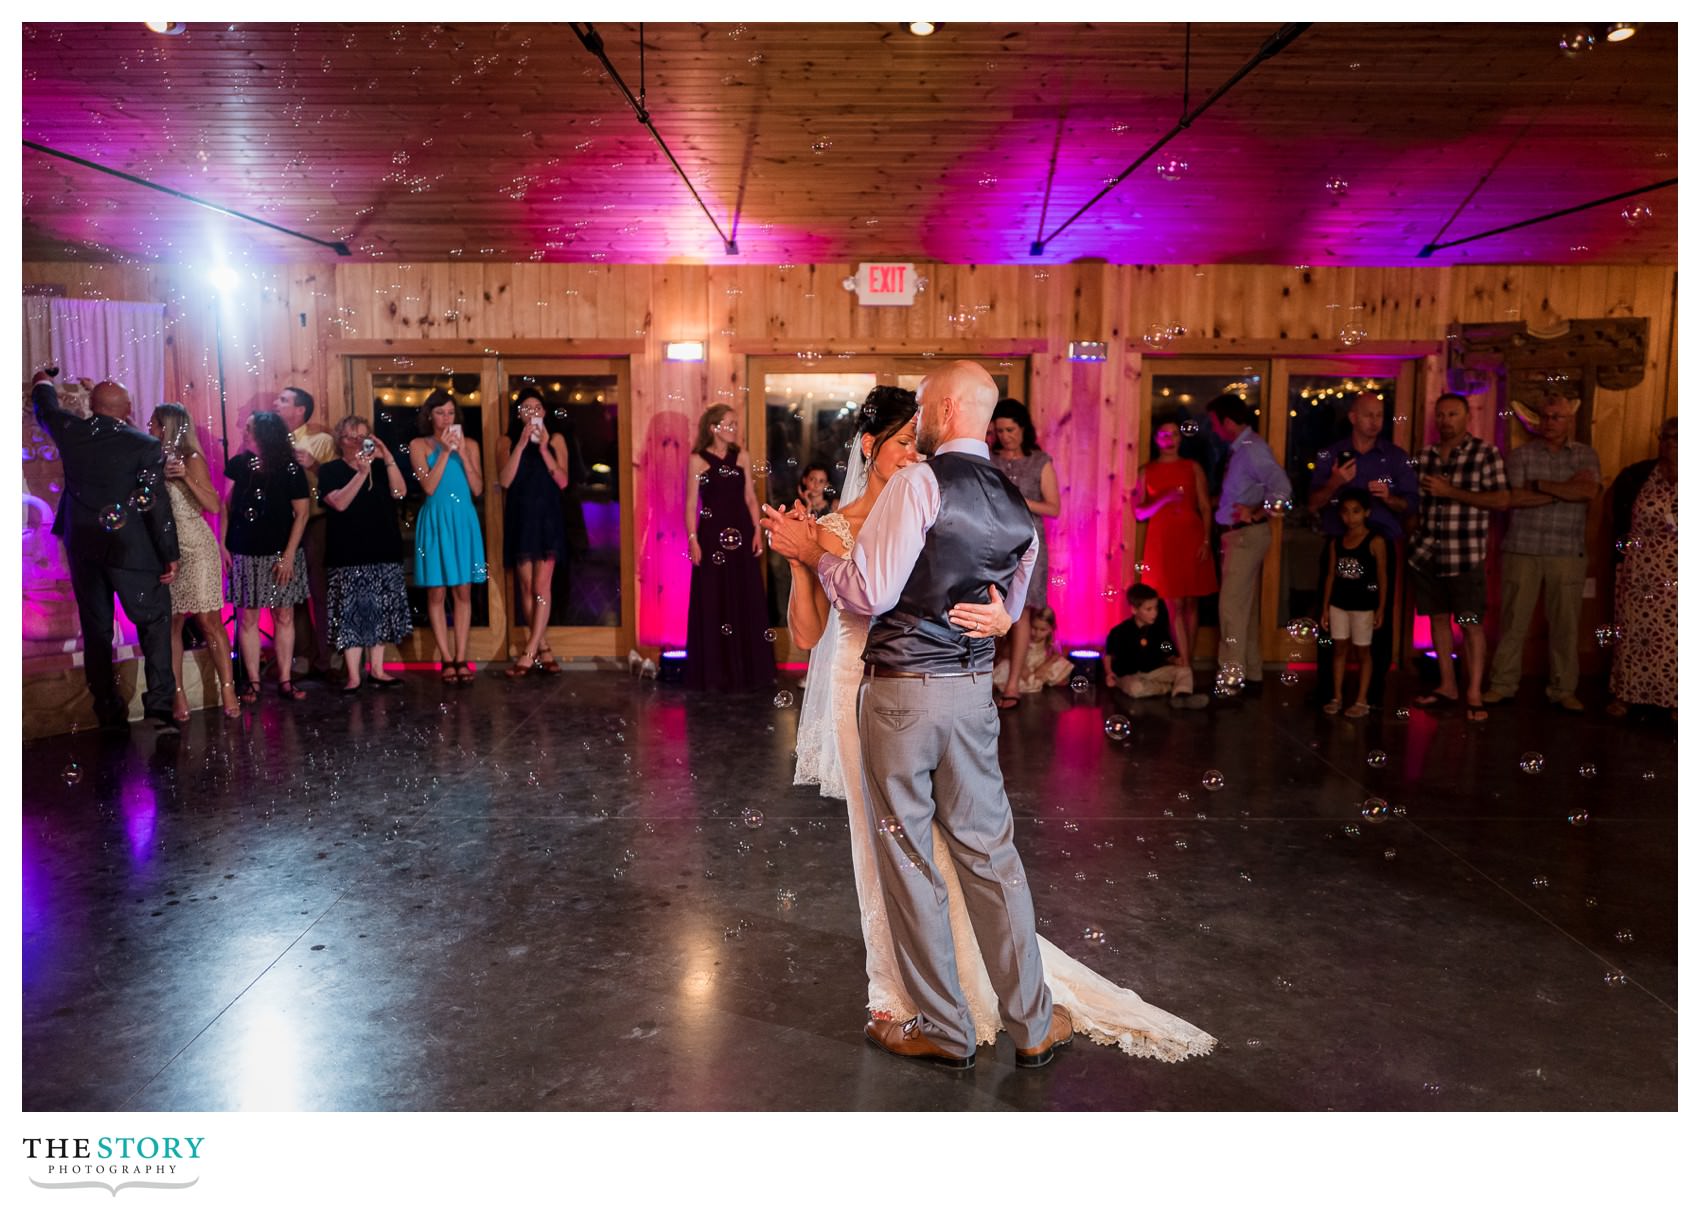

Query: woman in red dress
(1133, 415), (1217, 668)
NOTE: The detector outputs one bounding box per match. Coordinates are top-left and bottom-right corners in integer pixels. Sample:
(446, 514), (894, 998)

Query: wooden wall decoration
(21, 260), (1678, 671)
(1447, 318), (1649, 443)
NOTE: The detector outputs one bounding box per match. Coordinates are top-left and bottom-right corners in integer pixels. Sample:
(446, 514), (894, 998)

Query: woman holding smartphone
(497, 386), (571, 677)
(409, 389), (486, 683)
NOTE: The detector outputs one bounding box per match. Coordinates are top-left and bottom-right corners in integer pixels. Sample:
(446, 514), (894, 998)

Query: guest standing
(1133, 411), (1216, 667)
(1408, 393), (1509, 722)
(684, 405), (774, 691)
(30, 371), (180, 729)
(1606, 417), (1677, 717)
(409, 389), (487, 684)
(497, 386), (570, 677)
(990, 398), (1060, 710)
(225, 410), (311, 701)
(1320, 489), (1388, 718)
(266, 386), (337, 681)
(1209, 393), (1291, 694)
(1484, 397), (1601, 712)
(1307, 390), (1418, 708)
(149, 403), (239, 720)
(318, 415), (412, 692)
(798, 462), (833, 516)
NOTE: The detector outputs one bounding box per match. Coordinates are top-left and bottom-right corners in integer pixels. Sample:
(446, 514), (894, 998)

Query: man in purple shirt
(1307, 391), (1419, 708)
(762, 361), (1070, 1072)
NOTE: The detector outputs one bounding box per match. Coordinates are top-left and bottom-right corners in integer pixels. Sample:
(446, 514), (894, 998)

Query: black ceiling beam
(571, 23), (739, 256)
(23, 139), (352, 256)
(1031, 22), (1310, 256)
(1416, 178), (1677, 258)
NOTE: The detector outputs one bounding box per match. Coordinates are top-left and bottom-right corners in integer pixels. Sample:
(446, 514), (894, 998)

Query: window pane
(369, 371), (490, 629)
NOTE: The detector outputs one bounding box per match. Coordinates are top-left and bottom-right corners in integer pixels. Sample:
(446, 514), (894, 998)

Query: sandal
(278, 681), (307, 701)
(537, 650), (563, 675)
(368, 673), (402, 688)
(995, 693), (1021, 710)
(172, 689), (192, 723)
(1412, 690), (1458, 708)
(1344, 701), (1370, 718)
(238, 681), (260, 705)
(456, 661), (476, 683)
(1323, 699), (1342, 714)
(219, 679), (242, 719)
(1604, 700), (1628, 718)
(505, 658), (537, 679)
(440, 661), (458, 683)
(1465, 702), (1489, 723)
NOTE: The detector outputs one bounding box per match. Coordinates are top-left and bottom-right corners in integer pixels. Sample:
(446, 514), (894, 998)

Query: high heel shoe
(172, 689), (191, 723)
(218, 678), (241, 719)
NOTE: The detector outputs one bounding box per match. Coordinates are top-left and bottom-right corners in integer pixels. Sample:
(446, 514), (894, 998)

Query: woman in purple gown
(683, 405), (776, 691)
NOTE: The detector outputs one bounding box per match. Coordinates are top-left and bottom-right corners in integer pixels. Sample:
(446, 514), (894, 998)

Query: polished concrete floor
(20, 665), (1677, 1111)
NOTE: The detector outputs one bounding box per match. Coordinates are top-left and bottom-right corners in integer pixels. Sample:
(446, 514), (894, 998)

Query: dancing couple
(762, 362), (1214, 1070)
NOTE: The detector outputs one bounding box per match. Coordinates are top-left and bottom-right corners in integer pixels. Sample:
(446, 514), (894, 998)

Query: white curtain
(43, 298), (169, 427)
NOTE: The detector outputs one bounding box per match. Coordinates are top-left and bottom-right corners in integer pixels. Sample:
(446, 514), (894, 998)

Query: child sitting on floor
(1104, 584), (1209, 709)
(992, 605), (1076, 694)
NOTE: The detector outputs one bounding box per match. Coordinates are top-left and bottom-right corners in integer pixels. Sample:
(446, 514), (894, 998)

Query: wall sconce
(665, 341), (705, 362)
(1068, 342), (1107, 362)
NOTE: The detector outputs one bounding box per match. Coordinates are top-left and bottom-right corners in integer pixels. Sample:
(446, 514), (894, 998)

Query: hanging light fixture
(908, 22), (937, 36)
(1604, 23), (1638, 42)
(144, 22), (186, 35)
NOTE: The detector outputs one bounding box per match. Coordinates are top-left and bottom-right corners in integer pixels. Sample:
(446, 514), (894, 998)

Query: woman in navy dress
(684, 405), (775, 691)
(498, 385), (570, 676)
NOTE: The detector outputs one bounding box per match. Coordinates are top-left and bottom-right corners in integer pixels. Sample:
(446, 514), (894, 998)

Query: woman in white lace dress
(785, 387), (1214, 1062)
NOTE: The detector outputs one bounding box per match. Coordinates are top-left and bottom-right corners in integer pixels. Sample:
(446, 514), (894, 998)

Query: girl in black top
(1321, 488), (1388, 718)
(318, 415), (413, 691)
(225, 410), (310, 701)
(496, 386), (570, 677)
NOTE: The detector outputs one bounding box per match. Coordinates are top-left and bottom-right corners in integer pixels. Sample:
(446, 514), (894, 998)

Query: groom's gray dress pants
(857, 670), (1053, 1056)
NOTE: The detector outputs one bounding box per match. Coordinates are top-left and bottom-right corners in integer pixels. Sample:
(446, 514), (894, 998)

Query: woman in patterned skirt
(1607, 417), (1677, 717)
(319, 415), (413, 692)
(225, 410), (311, 701)
(148, 403), (239, 720)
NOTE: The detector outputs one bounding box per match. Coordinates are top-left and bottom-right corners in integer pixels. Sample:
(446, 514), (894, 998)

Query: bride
(784, 386), (1214, 1062)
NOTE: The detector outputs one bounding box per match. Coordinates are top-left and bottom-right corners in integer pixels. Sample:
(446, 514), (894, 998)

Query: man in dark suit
(32, 370), (181, 729)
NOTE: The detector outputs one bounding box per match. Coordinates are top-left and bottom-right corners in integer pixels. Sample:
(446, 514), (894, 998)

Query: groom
(763, 361), (1072, 1070)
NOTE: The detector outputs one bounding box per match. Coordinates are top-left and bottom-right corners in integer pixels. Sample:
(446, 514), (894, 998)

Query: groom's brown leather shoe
(1014, 1006), (1075, 1068)
(864, 1016), (975, 1070)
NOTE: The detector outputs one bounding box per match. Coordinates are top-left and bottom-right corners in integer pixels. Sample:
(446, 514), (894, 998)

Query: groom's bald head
(916, 361), (1000, 454)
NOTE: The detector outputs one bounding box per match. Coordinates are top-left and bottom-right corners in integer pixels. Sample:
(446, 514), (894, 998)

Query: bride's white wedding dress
(795, 512), (1215, 1062)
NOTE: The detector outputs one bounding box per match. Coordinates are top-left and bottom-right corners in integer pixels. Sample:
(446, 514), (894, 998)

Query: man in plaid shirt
(1484, 396), (1601, 712)
(1409, 393), (1508, 720)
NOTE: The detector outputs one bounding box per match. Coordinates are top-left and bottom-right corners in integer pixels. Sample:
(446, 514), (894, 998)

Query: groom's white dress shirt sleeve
(815, 438), (1040, 619)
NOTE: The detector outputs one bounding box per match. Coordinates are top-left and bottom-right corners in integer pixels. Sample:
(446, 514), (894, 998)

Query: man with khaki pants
(1484, 397), (1600, 712)
(1208, 393), (1292, 693)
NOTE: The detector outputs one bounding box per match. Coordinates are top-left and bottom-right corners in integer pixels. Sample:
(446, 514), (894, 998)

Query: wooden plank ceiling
(21, 20), (1677, 266)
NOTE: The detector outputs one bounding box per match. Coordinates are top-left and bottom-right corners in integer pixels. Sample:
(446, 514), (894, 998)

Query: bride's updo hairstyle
(857, 386), (917, 457)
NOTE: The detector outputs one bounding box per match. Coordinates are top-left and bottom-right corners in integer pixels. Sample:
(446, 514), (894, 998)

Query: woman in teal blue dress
(409, 389), (486, 682)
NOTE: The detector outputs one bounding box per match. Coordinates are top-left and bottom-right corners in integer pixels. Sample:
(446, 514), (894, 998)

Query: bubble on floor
(1519, 751), (1546, 774)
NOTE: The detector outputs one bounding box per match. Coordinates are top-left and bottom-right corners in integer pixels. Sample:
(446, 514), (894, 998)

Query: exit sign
(851, 262), (918, 306)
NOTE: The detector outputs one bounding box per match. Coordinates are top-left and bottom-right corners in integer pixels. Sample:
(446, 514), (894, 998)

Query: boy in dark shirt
(1105, 584), (1209, 709)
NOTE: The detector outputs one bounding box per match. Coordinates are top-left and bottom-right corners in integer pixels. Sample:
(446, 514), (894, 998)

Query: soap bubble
(811, 139), (832, 155)
(1456, 612), (1482, 626)
(127, 486), (155, 511)
(751, 460), (770, 476)
(1081, 926), (1106, 944)
(1366, 750), (1387, 768)
(1594, 625), (1622, 647)
(741, 807), (764, 829)
(1603, 971), (1626, 987)
(1567, 812), (1589, 827)
(1360, 797), (1390, 823)
(1336, 556), (1365, 580)
(1324, 176), (1349, 197)
(1614, 928), (1634, 944)
(1577, 762), (1598, 779)
(1384, 849), (1397, 860)
(772, 690), (794, 709)
(1155, 157), (1187, 181)
(775, 888), (797, 909)
(1558, 26), (1595, 55)
(1614, 535), (1643, 556)
(60, 762), (83, 785)
(1103, 714), (1132, 741)
(1279, 670), (1299, 686)
(1068, 674), (1090, 693)
(1394, 707), (1410, 720)
(1343, 824), (1360, 837)
(763, 628), (777, 643)
(1215, 664), (1245, 696)
(99, 504), (127, 531)
(720, 624), (733, 636)
(710, 552), (726, 566)
(1621, 205), (1651, 227)
(1173, 839), (1188, 850)
(1518, 751), (1545, 775)
(1285, 617), (1319, 641)
(1074, 871), (1087, 882)
(1200, 770), (1225, 792)
(1641, 770), (1656, 782)
(1530, 875), (1550, 889)
(1262, 496), (1292, 514)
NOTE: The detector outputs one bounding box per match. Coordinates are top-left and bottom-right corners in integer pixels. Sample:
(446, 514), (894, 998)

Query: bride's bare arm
(787, 514), (848, 649)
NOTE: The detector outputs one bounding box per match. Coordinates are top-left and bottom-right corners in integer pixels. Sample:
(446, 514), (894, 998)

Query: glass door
(349, 356), (502, 663)
(749, 355), (1028, 660)
(499, 359), (634, 658)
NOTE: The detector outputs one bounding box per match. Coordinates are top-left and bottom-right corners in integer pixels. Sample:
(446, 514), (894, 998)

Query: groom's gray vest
(861, 452), (1035, 674)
